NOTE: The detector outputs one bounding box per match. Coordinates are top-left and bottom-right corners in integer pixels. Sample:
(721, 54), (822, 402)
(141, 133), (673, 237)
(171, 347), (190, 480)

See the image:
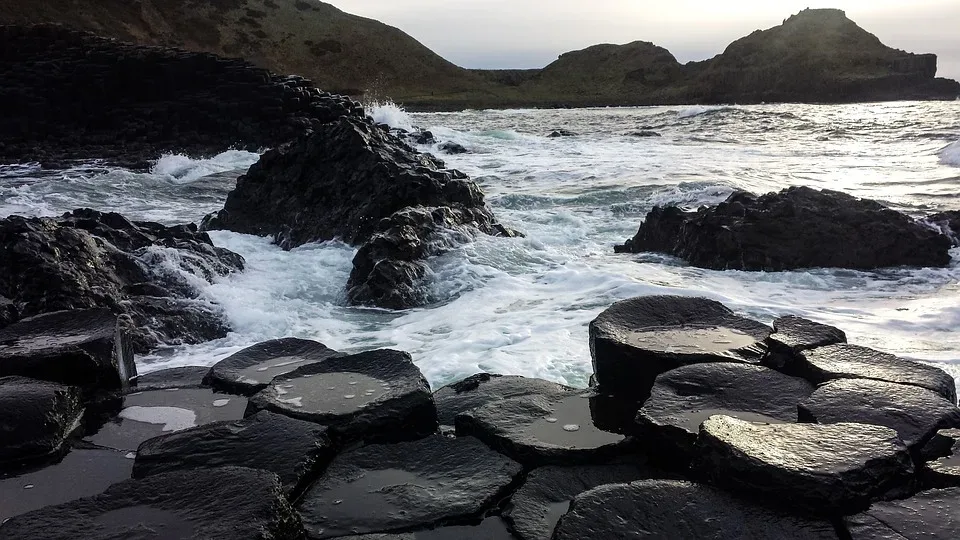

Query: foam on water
(151, 150), (260, 184)
(940, 139), (960, 167)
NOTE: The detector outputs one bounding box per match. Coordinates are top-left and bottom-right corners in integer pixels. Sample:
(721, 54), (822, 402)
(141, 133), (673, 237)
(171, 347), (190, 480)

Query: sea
(2, 101), (959, 390)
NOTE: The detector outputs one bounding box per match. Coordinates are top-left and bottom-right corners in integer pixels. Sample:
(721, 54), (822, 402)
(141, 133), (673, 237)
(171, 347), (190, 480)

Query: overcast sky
(335, 1), (960, 81)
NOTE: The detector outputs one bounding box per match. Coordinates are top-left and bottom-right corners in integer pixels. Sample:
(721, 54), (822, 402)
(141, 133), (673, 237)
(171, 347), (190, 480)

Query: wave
(151, 150), (260, 184)
(939, 139), (960, 167)
(366, 100), (415, 132)
(676, 105), (735, 119)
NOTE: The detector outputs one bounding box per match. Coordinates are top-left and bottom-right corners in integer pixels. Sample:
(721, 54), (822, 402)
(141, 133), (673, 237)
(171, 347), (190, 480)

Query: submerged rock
(588, 295), (769, 401)
(0, 377), (84, 466)
(438, 141), (469, 154)
(844, 487), (960, 538)
(693, 416), (914, 513)
(763, 315), (847, 370)
(203, 338), (341, 396)
(433, 373), (568, 426)
(551, 479), (838, 539)
(297, 435), (523, 538)
(617, 187), (952, 270)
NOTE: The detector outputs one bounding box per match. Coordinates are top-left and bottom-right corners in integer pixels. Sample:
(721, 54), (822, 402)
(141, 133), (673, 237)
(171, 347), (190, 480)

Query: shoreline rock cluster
(3, 295), (959, 538)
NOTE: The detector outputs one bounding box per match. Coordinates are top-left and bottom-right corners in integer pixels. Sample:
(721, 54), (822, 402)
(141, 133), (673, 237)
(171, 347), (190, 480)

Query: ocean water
(1, 102), (959, 389)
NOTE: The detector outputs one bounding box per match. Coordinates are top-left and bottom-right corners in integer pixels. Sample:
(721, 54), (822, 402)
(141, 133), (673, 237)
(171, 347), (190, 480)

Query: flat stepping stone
(0, 309), (136, 394)
(552, 479), (838, 539)
(131, 366), (209, 391)
(798, 378), (960, 450)
(297, 435), (522, 539)
(588, 295), (770, 400)
(503, 463), (656, 540)
(693, 415), (914, 513)
(134, 410), (334, 499)
(433, 373), (569, 426)
(1, 447), (133, 521)
(0, 376), (84, 465)
(204, 338), (340, 396)
(796, 344), (957, 402)
(246, 349), (437, 443)
(845, 487), (960, 538)
(764, 315), (846, 370)
(920, 428), (960, 488)
(86, 387), (247, 451)
(0, 466), (304, 539)
(347, 516), (515, 539)
(455, 388), (639, 466)
(637, 363), (814, 462)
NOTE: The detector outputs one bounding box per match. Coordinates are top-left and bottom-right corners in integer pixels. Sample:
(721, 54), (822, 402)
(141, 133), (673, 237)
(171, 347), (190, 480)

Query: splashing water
(366, 100), (416, 132)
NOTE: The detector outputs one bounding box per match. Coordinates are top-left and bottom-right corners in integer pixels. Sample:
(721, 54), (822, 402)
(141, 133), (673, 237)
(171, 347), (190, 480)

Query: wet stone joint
(2, 294), (960, 538)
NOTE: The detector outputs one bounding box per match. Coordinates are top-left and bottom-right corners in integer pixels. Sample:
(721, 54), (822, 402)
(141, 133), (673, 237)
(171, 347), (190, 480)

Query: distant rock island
(1, 2), (957, 110)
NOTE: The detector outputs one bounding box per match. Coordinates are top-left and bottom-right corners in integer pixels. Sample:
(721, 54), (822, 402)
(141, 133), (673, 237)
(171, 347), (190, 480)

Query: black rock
(547, 130), (577, 137)
(926, 210), (960, 246)
(795, 344), (957, 402)
(346, 517), (515, 539)
(588, 295), (770, 401)
(246, 349), (438, 444)
(503, 463), (657, 540)
(636, 363), (814, 462)
(134, 410), (334, 499)
(0, 466), (304, 539)
(0, 309), (135, 394)
(798, 378), (960, 450)
(0, 376), (84, 466)
(693, 415), (915, 514)
(763, 315), (847, 370)
(130, 366), (209, 392)
(551, 479), (838, 539)
(617, 187), (952, 270)
(296, 435), (523, 538)
(630, 130), (662, 137)
(439, 141), (469, 154)
(433, 373), (568, 426)
(203, 338), (341, 396)
(920, 429), (960, 488)
(0, 295), (16, 328)
(844, 487), (960, 538)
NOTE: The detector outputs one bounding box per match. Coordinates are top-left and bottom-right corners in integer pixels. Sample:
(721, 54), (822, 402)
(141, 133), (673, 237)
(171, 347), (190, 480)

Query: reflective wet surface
(627, 326), (760, 356)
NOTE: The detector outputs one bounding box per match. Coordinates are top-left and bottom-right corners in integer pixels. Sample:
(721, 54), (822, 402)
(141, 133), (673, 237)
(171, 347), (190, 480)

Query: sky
(335, 1), (960, 81)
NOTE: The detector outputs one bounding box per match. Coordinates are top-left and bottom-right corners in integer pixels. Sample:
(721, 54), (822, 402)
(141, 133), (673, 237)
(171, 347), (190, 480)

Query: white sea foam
(676, 105), (731, 118)
(366, 100), (415, 132)
(151, 150), (260, 184)
(939, 139), (960, 167)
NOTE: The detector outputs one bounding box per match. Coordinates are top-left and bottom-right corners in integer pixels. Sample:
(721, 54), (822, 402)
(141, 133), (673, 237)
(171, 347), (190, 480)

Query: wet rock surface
(345, 516), (516, 539)
(551, 479), (838, 539)
(433, 373), (568, 426)
(297, 435), (523, 538)
(204, 338), (341, 396)
(693, 415), (914, 513)
(246, 349), (437, 443)
(636, 363), (814, 462)
(920, 429), (960, 488)
(0, 466), (304, 539)
(764, 315), (847, 370)
(131, 366), (209, 392)
(617, 187), (953, 270)
(588, 295), (770, 400)
(0, 376), (84, 465)
(926, 210), (960, 245)
(798, 378), (960, 450)
(844, 487), (960, 538)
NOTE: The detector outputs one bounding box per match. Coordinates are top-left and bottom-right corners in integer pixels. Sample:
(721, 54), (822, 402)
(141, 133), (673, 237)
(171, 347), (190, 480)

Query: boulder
(130, 366), (209, 392)
(795, 344), (956, 402)
(245, 349), (437, 444)
(763, 315), (846, 370)
(134, 410), (334, 499)
(433, 373), (568, 426)
(636, 363), (814, 462)
(297, 435), (523, 538)
(617, 187), (952, 270)
(844, 487), (960, 538)
(438, 141), (469, 154)
(919, 429), (960, 488)
(588, 295), (770, 401)
(798, 378), (960, 450)
(693, 416), (915, 513)
(203, 338), (341, 396)
(0, 466), (304, 539)
(551, 479), (838, 539)
(0, 376), (84, 466)
(0, 309), (135, 394)
(630, 130), (662, 137)
(547, 129), (577, 137)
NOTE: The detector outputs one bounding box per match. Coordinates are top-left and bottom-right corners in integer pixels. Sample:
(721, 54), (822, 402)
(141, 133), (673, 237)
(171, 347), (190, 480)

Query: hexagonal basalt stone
(763, 315), (846, 371)
(844, 487), (960, 539)
(0, 376), (84, 466)
(798, 378), (960, 450)
(130, 367), (209, 392)
(589, 295), (770, 401)
(693, 416), (915, 513)
(203, 338), (341, 396)
(551, 479), (838, 540)
(920, 429), (960, 489)
(297, 435), (522, 539)
(636, 363), (814, 462)
(246, 349), (437, 444)
(433, 373), (569, 427)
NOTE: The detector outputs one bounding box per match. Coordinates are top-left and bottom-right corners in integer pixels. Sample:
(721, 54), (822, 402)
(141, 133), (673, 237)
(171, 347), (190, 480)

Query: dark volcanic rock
(798, 378), (960, 450)
(693, 415), (915, 513)
(0, 295), (16, 327)
(547, 129), (577, 137)
(433, 373), (568, 426)
(0, 209), (244, 353)
(844, 487), (960, 538)
(636, 363), (814, 462)
(552, 479), (838, 540)
(503, 463), (656, 540)
(204, 338), (341, 396)
(246, 349), (438, 444)
(763, 315), (847, 370)
(630, 130), (662, 137)
(0, 24), (362, 168)
(795, 344), (957, 402)
(297, 435), (522, 538)
(134, 410), (334, 499)
(0, 376), (84, 465)
(927, 210), (960, 245)
(588, 295), (770, 401)
(617, 187), (952, 270)
(0, 466), (304, 539)
(131, 366), (209, 391)
(920, 429), (960, 488)
(347, 517), (516, 539)
(0, 309), (135, 394)
(438, 141), (469, 154)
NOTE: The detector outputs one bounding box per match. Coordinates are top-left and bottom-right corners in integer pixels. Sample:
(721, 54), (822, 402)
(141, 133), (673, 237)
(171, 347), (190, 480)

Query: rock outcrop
(0, 377), (84, 465)
(617, 187), (952, 271)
